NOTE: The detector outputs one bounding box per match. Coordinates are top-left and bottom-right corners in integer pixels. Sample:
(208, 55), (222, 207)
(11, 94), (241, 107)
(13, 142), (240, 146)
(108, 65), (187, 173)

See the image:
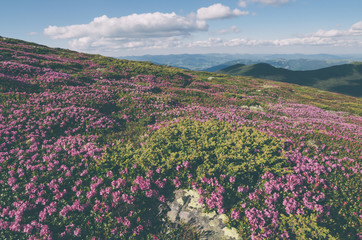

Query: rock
(249, 105), (264, 112)
(165, 189), (240, 240)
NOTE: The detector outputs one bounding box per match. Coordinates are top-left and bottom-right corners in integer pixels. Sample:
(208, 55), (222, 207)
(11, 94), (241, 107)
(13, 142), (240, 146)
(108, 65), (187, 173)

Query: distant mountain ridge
(218, 62), (362, 97)
(204, 58), (356, 72)
(120, 53), (362, 71)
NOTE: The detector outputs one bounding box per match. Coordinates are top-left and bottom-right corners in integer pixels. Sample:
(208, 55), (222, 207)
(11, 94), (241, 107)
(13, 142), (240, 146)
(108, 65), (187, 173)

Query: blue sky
(1, 0), (362, 56)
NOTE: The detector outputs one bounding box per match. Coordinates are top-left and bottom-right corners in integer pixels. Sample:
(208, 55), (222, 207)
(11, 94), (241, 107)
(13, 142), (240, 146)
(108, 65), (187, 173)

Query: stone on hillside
(165, 189), (240, 240)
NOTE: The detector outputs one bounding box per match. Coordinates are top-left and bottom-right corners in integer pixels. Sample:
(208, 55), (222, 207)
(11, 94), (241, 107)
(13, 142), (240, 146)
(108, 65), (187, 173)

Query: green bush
(103, 119), (288, 182)
(99, 119), (290, 239)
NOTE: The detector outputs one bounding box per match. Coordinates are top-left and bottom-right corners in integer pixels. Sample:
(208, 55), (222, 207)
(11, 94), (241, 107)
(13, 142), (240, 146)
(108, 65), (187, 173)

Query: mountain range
(121, 53), (362, 71)
(218, 62), (362, 97)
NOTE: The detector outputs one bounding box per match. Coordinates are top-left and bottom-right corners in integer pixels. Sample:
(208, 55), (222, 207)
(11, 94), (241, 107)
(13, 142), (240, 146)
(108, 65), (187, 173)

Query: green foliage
(142, 120), (286, 180)
(100, 119), (290, 238)
(279, 214), (336, 240)
(102, 119), (288, 193)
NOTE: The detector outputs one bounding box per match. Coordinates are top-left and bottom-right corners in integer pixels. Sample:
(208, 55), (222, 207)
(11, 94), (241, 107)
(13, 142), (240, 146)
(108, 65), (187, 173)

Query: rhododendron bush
(0, 37), (361, 239)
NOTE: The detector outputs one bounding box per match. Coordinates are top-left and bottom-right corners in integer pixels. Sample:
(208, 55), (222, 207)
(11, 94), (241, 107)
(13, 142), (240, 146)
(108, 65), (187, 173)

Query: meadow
(0, 37), (361, 239)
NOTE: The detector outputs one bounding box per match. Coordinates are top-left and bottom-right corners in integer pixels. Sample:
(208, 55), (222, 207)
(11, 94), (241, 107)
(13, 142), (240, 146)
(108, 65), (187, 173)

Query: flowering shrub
(101, 119), (361, 239)
(0, 37), (361, 239)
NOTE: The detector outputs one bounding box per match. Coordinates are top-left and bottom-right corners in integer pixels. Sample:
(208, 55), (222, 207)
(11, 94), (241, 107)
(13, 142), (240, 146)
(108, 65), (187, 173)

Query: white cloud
(249, 0), (295, 6)
(351, 21), (362, 32)
(216, 25), (240, 34)
(44, 12), (209, 54)
(196, 3), (249, 20)
(43, 6), (362, 56)
(222, 36), (361, 48)
(313, 29), (347, 38)
(238, 1), (247, 8)
(44, 12), (207, 40)
(185, 21), (362, 48)
(313, 21), (362, 37)
(188, 38), (224, 47)
(69, 35), (186, 52)
(69, 37), (93, 49)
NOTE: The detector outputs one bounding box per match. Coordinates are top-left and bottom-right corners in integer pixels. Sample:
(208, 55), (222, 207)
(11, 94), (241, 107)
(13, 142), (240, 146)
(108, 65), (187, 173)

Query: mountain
(1, 37), (361, 240)
(121, 53), (362, 71)
(205, 58), (354, 72)
(218, 62), (362, 97)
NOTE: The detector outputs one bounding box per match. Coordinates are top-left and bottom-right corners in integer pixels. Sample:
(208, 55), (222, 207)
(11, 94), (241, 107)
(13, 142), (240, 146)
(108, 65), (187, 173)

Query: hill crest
(218, 62), (362, 97)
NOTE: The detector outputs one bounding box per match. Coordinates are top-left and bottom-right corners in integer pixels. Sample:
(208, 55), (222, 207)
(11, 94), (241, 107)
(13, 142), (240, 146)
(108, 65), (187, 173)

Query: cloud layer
(314, 21), (362, 37)
(42, 2), (362, 55)
(43, 4), (250, 52)
(189, 22), (362, 48)
(196, 3), (249, 20)
(44, 12), (207, 40)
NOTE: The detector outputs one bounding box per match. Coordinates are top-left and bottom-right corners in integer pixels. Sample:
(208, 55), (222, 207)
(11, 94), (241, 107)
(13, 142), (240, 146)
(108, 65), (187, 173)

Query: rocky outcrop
(165, 189), (240, 240)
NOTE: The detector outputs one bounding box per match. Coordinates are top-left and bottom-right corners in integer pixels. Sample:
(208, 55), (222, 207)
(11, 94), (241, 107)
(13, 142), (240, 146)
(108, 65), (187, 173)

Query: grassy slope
(0, 37), (361, 239)
(218, 62), (362, 97)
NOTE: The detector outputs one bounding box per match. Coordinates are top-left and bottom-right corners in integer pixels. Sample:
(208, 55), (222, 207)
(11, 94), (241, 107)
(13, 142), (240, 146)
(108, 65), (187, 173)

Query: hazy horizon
(119, 52), (362, 58)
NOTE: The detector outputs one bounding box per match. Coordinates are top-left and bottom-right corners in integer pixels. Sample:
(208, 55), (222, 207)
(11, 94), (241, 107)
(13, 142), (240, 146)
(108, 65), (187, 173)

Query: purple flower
(106, 171), (113, 178)
(123, 217), (131, 228)
(158, 195), (165, 203)
(229, 176), (235, 183)
(231, 209), (240, 220)
(173, 177), (181, 188)
(182, 161), (190, 169)
(74, 228), (81, 237)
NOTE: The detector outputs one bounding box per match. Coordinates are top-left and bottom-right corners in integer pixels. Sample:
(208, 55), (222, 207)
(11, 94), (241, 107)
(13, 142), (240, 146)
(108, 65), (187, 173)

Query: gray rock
(165, 189), (240, 240)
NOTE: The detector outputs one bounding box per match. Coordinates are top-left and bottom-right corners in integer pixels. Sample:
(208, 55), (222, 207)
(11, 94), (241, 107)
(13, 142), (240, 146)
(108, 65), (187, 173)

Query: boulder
(165, 189), (240, 240)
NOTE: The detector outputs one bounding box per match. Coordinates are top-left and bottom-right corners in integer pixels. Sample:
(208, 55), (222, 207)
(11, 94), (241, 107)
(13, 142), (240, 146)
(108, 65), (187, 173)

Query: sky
(1, 0), (362, 56)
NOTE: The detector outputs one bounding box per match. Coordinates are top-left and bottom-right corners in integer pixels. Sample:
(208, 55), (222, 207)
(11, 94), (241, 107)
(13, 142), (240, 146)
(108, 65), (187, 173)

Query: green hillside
(218, 62), (362, 97)
(0, 37), (361, 239)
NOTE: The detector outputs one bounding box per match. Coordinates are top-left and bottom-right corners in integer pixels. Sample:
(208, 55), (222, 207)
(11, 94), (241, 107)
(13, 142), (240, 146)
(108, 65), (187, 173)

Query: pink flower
(106, 171), (113, 178)
(132, 224), (143, 236)
(80, 170), (88, 176)
(173, 177), (181, 188)
(229, 176), (235, 183)
(231, 209), (240, 220)
(74, 228), (81, 237)
(123, 217), (131, 228)
(158, 195), (165, 202)
(281, 231), (290, 239)
(182, 161), (190, 169)
(7, 177), (16, 186)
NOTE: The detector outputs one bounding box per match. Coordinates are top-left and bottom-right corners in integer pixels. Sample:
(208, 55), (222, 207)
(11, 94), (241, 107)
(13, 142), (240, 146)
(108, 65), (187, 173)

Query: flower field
(0, 37), (361, 239)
